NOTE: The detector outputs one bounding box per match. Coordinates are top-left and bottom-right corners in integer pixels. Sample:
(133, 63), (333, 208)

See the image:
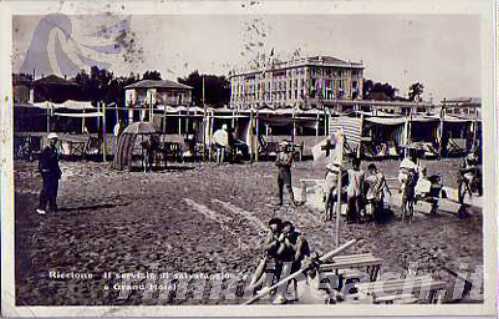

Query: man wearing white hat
(36, 133), (62, 215)
(275, 140), (297, 206)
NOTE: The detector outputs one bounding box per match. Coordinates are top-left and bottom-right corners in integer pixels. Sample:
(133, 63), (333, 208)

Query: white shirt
(113, 123), (121, 137)
(213, 129), (228, 147)
(347, 169), (365, 197)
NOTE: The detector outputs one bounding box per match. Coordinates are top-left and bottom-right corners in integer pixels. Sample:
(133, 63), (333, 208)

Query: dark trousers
(278, 171), (294, 204)
(347, 195), (362, 222)
(39, 175), (59, 211)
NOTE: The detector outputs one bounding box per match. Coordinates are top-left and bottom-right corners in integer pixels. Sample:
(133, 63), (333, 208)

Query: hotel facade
(229, 55), (364, 110)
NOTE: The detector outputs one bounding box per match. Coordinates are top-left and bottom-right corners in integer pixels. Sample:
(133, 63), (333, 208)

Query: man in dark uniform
(275, 141), (297, 206)
(36, 133), (62, 215)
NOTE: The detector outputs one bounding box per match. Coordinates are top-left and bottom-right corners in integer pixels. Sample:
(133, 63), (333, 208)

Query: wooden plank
(320, 260), (383, 271)
(375, 293), (417, 303)
(356, 278), (446, 295)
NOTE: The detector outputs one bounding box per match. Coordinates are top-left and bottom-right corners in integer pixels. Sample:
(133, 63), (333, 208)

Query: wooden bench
(355, 275), (447, 304)
(320, 253), (384, 282)
(374, 293), (419, 304)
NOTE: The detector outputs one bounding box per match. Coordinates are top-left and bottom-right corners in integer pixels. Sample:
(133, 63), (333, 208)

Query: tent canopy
(32, 100), (94, 110)
(53, 112), (103, 118)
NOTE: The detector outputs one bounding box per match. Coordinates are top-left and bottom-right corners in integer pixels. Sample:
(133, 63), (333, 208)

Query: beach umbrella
(122, 121), (156, 135)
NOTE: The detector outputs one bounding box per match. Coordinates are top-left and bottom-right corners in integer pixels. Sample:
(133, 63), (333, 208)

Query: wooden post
(292, 111), (296, 143)
(163, 105), (167, 133)
(186, 107), (190, 134)
(208, 112), (214, 161)
(357, 113), (364, 159)
(335, 129), (345, 247)
(249, 109), (255, 162)
(96, 102), (101, 133)
(202, 76), (207, 161)
(81, 104), (86, 133)
(46, 102), (50, 133)
(102, 102), (107, 162)
(324, 110), (328, 136)
(255, 111), (259, 162)
(438, 99), (445, 157)
(178, 114), (182, 135)
(115, 102), (119, 126)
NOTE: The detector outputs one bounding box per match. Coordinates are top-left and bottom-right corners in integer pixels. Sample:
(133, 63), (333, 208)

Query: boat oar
(243, 239), (357, 305)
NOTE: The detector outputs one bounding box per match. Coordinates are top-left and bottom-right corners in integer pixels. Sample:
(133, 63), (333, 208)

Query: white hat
(279, 140), (289, 147)
(47, 133), (59, 140)
(222, 124), (228, 130)
(326, 162), (340, 172)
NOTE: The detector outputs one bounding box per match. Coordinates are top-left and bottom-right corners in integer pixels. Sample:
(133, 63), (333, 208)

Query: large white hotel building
(229, 55), (364, 110)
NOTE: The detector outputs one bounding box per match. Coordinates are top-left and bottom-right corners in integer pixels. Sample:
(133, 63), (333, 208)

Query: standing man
(112, 119), (125, 156)
(323, 161), (341, 222)
(366, 163), (391, 221)
(212, 124), (229, 165)
(275, 141), (297, 207)
(346, 157), (365, 223)
(37, 133), (62, 215)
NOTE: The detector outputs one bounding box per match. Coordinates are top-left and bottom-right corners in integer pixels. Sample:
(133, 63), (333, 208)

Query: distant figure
(141, 135), (159, 172)
(399, 151), (419, 222)
(366, 163), (391, 221)
(458, 150), (482, 202)
(323, 161), (341, 222)
(346, 158), (365, 223)
(37, 133), (62, 215)
(112, 119), (125, 155)
(275, 141), (297, 207)
(212, 124), (229, 164)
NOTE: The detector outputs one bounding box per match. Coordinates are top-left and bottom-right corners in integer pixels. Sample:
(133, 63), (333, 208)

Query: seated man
(249, 218), (284, 296)
(274, 221), (310, 304)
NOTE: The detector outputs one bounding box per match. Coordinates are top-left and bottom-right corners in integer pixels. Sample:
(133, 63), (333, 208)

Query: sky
(13, 14), (481, 102)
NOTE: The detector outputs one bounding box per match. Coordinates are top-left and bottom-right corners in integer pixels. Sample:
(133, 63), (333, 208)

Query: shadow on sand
(58, 201), (131, 212)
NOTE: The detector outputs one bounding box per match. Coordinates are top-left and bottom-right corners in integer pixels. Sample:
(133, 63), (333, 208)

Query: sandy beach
(14, 158), (483, 305)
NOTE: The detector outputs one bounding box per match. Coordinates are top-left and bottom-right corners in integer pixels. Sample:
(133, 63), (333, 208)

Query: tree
(178, 71), (230, 107)
(408, 82), (424, 102)
(363, 79), (398, 100)
(142, 70), (162, 81)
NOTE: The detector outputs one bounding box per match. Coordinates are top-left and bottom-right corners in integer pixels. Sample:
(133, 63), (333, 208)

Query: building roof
(125, 79), (193, 90)
(33, 74), (79, 87)
(230, 55), (364, 78)
(306, 55), (355, 66)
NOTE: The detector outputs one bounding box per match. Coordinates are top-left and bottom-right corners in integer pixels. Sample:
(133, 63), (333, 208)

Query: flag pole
(335, 128), (345, 247)
(202, 75), (206, 161)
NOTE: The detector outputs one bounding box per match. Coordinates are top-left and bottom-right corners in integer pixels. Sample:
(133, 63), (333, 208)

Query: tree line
(15, 66), (425, 107)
